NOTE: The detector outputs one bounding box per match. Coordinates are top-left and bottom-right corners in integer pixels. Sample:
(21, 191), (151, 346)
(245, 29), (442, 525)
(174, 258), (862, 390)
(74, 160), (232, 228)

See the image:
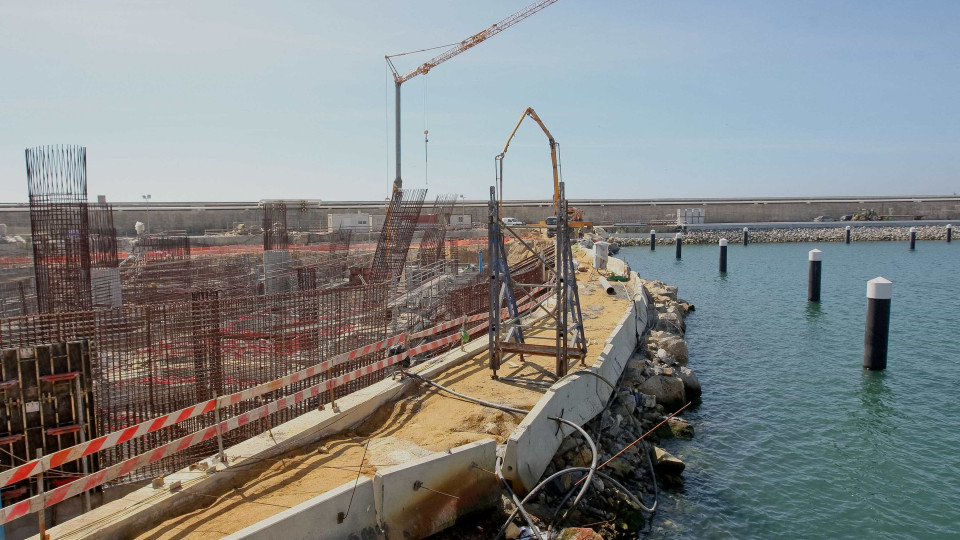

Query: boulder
(655, 312), (684, 335)
(678, 367), (701, 400)
(653, 446), (685, 475)
(657, 335), (689, 365)
(658, 416), (693, 439)
(637, 375), (686, 412)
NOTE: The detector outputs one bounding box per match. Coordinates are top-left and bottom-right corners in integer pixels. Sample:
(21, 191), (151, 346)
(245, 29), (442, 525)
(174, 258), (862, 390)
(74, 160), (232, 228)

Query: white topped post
(864, 277), (893, 370)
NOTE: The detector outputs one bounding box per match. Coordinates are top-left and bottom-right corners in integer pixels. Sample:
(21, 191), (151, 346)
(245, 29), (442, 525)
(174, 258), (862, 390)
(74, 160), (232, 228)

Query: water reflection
(805, 302), (823, 320)
(859, 370), (893, 418)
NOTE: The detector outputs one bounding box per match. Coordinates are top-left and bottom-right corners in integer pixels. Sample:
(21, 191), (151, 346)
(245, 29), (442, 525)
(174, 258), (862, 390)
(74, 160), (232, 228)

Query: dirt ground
(134, 251), (630, 540)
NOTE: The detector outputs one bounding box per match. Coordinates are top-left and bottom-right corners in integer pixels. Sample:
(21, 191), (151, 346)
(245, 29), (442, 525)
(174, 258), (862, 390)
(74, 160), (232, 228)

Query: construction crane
(495, 107), (592, 230)
(385, 0), (560, 194)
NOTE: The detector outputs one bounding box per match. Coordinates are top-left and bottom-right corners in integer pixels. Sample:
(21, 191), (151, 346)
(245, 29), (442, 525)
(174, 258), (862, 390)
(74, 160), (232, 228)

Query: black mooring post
(808, 249), (822, 302)
(864, 277), (892, 370)
(947, 224), (952, 243)
(742, 227), (749, 246)
(650, 229), (656, 251)
(909, 227), (917, 250)
(719, 238), (728, 273)
(675, 233), (682, 259)
(845, 225), (851, 244)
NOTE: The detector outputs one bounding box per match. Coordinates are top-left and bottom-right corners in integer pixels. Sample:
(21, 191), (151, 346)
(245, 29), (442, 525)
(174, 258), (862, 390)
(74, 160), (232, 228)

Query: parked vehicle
(502, 217), (524, 227)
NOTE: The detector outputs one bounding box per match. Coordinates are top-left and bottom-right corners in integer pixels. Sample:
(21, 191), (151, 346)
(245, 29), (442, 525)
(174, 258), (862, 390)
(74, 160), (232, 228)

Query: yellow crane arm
(390, 0), (560, 85)
(497, 107), (561, 215)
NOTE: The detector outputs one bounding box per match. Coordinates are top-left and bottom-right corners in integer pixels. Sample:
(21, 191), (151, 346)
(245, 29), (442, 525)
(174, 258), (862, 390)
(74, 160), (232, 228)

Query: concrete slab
(223, 477), (378, 540)
(373, 439), (499, 540)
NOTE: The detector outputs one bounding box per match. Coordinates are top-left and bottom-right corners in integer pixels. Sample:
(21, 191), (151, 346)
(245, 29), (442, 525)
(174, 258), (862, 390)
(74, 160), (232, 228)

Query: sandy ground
(135, 250), (629, 540)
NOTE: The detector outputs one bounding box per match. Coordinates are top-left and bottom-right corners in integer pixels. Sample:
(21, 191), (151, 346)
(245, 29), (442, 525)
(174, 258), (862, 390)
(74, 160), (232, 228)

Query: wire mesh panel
(0, 281), (391, 482)
(26, 145), (93, 314)
(262, 201), (289, 251)
(371, 189), (427, 282)
(123, 234), (193, 304)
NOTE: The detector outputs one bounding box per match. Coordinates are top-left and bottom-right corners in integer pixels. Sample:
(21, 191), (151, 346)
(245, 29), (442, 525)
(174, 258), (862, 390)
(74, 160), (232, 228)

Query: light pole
(142, 194), (151, 234)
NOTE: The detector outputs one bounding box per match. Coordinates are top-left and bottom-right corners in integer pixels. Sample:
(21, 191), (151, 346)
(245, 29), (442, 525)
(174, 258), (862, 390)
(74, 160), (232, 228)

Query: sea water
(620, 241), (959, 539)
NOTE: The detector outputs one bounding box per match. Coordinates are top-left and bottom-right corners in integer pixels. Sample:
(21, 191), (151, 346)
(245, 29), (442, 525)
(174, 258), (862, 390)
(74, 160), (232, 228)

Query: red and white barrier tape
(0, 288), (550, 523)
(0, 333), (406, 489)
(0, 321), (492, 525)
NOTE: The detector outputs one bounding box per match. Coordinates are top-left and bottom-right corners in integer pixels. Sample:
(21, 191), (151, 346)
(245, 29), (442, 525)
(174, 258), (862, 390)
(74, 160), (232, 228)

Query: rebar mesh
(26, 145), (93, 313)
(0, 282), (390, 482)
(262, 201), (289, 251)
(370, 189), (427, 282)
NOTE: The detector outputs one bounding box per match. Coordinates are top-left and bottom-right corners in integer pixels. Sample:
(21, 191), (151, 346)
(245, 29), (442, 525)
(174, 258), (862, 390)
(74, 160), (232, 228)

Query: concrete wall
(3, 196), (958, 236)
(222, 439), (499, 540)
(501, 262), (648, 492)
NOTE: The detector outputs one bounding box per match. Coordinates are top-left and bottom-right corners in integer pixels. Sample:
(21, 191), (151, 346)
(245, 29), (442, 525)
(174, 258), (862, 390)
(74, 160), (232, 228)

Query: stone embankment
(604, 225), (950, 246)
(499, 280), (697, 539)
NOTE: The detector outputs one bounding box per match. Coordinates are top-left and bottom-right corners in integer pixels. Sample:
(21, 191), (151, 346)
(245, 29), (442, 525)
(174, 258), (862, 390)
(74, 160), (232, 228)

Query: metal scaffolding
(488, 182), (586, 378)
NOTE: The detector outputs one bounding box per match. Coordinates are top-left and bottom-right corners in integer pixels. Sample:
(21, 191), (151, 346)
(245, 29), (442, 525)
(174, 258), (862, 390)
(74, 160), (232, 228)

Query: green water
(620, 241), (960, 539)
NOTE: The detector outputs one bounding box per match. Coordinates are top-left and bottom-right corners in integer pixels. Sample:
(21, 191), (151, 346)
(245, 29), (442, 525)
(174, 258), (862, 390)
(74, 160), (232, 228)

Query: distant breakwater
(602, 225), (951, 246)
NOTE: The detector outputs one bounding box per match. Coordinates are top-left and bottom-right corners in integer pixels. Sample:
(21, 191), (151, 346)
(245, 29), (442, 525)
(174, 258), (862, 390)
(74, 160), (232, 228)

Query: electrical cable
(399, 370), (529, 415)
(495, 455), (544, 540)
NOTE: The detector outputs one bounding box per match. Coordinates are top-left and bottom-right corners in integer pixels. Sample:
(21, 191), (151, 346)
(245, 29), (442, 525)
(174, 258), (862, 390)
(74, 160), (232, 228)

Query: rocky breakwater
(498, 280), (698, 539)
(605, 224), (952, 246)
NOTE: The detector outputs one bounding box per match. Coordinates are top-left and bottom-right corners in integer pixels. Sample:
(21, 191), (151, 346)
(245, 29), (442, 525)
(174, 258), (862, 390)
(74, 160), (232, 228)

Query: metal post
(37, 449), (46, 540)
(742, 227), (749, 246)
(864, 277), (892, 370)
(213, 393), (226, 464)
(675, 232), (682, 259)
(808, 249), (822, 302)
(394, 81), (402, 191)
(845, 225), (851, 244)
(650, 230), (656, 251)
(719, 238), (728, 273)
(73, 377), (91, 513)
(946, 224), (952, 243)
(909, 227), (917, 250)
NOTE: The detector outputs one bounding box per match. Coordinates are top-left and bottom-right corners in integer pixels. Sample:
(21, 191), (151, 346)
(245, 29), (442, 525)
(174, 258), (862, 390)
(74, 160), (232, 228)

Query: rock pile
(604, 225), (952, 246)
(501, 280), (697, 539)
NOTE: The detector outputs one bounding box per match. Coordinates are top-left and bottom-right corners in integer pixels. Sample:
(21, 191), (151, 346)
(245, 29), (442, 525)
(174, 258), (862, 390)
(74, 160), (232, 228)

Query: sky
(1, 0), (958, 202)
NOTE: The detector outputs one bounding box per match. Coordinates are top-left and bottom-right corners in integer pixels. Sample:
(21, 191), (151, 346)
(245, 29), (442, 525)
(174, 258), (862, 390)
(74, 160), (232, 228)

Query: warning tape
(0, 321), (492, 525)
(0, 333), (406, 490)
(0, 288), (550, 524)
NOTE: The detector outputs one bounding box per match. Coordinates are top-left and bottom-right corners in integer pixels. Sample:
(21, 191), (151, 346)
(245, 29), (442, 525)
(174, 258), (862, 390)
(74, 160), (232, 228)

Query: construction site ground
(134, 246), (628, 540)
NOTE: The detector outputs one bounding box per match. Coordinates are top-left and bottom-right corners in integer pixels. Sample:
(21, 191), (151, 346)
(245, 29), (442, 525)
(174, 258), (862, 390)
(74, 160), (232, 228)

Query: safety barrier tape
(0, 288), (550, 523)
(0, 319), (494, 525)
(0, 333), (406, 489)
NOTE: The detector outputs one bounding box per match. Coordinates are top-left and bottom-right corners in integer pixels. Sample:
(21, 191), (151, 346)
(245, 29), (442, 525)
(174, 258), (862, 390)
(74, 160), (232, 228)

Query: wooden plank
(497, 342), (585, 359)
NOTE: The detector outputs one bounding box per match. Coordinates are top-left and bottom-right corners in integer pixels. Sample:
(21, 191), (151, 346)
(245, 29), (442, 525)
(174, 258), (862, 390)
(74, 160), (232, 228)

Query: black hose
(400, 370), (529, 415)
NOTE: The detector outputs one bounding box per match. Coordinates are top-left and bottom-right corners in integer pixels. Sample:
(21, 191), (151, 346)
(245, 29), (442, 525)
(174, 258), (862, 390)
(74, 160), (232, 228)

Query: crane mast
(385, 0), (560, 193)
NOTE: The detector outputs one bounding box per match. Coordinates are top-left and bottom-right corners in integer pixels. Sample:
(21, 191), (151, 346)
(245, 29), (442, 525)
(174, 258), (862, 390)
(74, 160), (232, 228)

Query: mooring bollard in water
(947, 224), (953, 243)
(719, 238), (728, 273)
(864, 277), (892, 370)
(845, 225), (851, 244)
(909, 227), (917, 250)
(650, 229), (656, 251)
(808, 249), (822, 302)
(742, 227), (749, 246)
(675, 232), (682, 259)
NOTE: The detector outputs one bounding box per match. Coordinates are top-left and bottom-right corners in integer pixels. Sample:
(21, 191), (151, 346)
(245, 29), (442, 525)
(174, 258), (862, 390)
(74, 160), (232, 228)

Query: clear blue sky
(1, 1), (958, 202)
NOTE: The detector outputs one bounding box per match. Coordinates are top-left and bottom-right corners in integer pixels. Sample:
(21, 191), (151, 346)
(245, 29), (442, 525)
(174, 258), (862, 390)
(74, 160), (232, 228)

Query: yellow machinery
(495, 107), (592, 230)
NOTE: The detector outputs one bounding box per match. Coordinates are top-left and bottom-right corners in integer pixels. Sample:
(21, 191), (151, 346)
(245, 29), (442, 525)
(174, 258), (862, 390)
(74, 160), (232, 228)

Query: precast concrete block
(374, 438), (499, 540)
(224, 477), (378, 540)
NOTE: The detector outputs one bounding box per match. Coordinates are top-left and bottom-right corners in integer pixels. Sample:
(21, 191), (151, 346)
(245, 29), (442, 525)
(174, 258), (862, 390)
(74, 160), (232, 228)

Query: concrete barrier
(501, 262), (644, 492)
(223, 477), (377, 540)
(374, 439), (499, 540)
